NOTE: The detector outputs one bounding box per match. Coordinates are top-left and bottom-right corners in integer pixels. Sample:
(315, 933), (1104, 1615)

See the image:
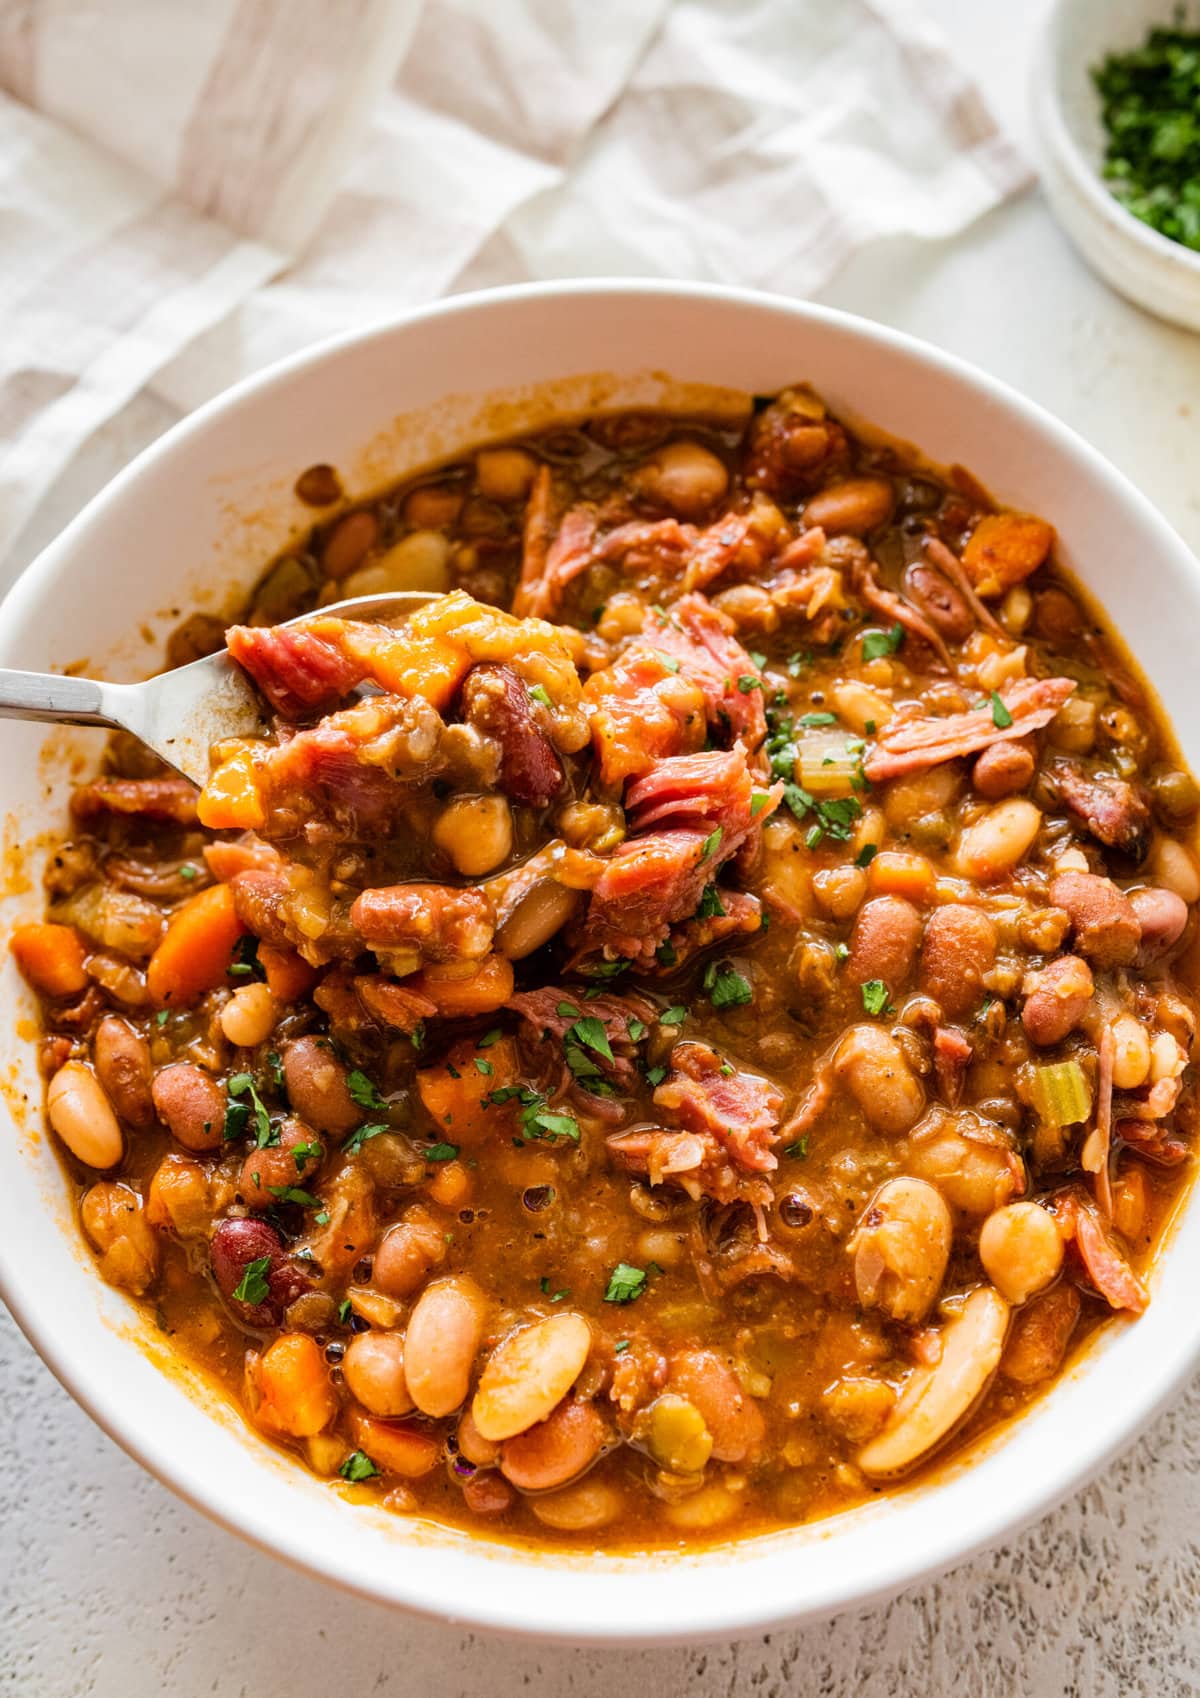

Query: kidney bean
(92, 1015), (154, 1129)
(919, 904), (997, 1020)
(973, 740), (1035, 800)
(460, 1469), (517, 1516)
(845, 896), (922, 993)
(229, 869), (293, 947)
(152, 1063), (226, 1152)
(1001, 1283), (1081, 1385)
(1020, 954), (1094, 1046)
(210, 1216), (309, 1325)
(802, 477), (895, 536)
(1049, 871), (1141, 968)
(1129, 885), (1190, 965)
(282, 1035), (360, 1136)
(460, 664), (564, 807)
(903, 561), (973, 642)
(499, 1398), (608, 1492)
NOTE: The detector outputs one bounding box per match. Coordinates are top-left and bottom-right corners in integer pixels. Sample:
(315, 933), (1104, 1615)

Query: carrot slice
(146, 882), (245, 1007)
(11, 922), (88, 997)
(259, 943), (318, 1003)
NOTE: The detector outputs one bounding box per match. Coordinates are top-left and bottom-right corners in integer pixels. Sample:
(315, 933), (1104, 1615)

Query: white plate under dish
(2, 281), (1199, 1644)
(1033, 0), (1200, 331)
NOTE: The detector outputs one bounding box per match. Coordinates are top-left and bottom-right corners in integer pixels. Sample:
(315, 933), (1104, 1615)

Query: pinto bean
(460, 664), (564, 807)
(531, 1477), (624, 1531)
(902, 1113), (1021, 1217)
(1048, 871), (1141, 968)
(499, 1398), (608, 1493)
(404, 1275), (487, 1417)
(456, 1409), (500, 1468)
(633, 440), (729, 518)
(471, 1311), (592, 1441)
(903, 561), (973, 642)
(282, 1035), (360, 1136)
(1129, 885), (1189, 965)
(152, 1063), (225, 1152)
(955, 799), (1042, 883)
(372, 1208), (448, 1297)
(1020, 954), (1094, 1046)
(322, 508), (379, 579)
(919, 904), (997, 1020)
(803, 477), (895, 536)
(667, 1348), (765, 1463)
(460, 1470), (517, 1516)
(230, 869), (292, 947)
(973, 740), (1035, 800)
(92, 1015), (154, 1129)
(835, 1025), (925, 1135)
(495, 879), (582, 959)
(844, 896), (922, 993)
(238, 1118), (321, 1207)
(47, 1062), (123, 1169)
(343, 1331), (414, 1418)
(1001, 1282), (1081, 1385)
(850, 1177), (952, 1324)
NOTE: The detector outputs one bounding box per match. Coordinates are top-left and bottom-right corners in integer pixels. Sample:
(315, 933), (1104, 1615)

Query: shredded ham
(864, 675), (1075, 782)
(1081, 1023), (1115, 1216)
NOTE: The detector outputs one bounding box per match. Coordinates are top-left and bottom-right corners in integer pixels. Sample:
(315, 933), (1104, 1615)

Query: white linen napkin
(0, 0), (1029, 568)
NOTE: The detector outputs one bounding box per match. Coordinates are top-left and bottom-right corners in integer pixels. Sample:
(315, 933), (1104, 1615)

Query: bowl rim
(4, 277), (1200, 1642)
(1031, 0), (1200, 278)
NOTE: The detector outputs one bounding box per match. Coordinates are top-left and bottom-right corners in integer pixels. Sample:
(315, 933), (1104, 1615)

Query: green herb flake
(627, 1018), (648, 1044)
(737, 674), (765, 694)
(697, 883), (726, 919)
(477, 1027), (503, 1048)
(155, 1009), (170, 1028)
(861, 979), (892, 1017)
(266, 1185), (322, 1207)
(644, 1064), (668, 1087)
(526, 1108), (581, 1144)
(227, 935), (265, 981)
(659, 1005), (688, 1027)
(337, 1298), (353, 1325)
(314, 1210), (331, 1226)
(289, 1140), (322, 1168)
(540, 1276), (571, 1303)
(228, 1072), (272, 1147)
(231, 1255), (271, 1306)
(528, 684), (553, 709)
(750, 791), (772, 818)
(555, 1001), (582, 1020)
(267, 1050), (284, 1088)
(699, 827), (723, 863)
(346, 1069), (386, 1111)
(861, 622), (905, 661)
(614, 1339), (630, 1354)
(339, 1450), (380, 1483)
(783, 1134), (810, 1160)
(343, 1121), (389, 1155)
(855, 843), (878, 868)
(425, 1142), (459, 1163)
(568, 1015), (614, 1063)
(798, 711), (837, 728)
(474, 1057), (493, 1076)
(989, 690), (1014, 729)
(655, 650), (682, 674)
(179, 863), (198, 881)
(706, 964), (753, 1010)
(655, 940), (678, 967)
(834, 942), (850, 962)
(604, 1262), (648, 1305)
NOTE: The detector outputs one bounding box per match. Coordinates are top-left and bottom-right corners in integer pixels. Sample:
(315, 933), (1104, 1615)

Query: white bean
(1149, 837), (1200, 904)
(472, 1311), (592, 1441)
(1111, 1014), (1151, 1091)
(475, 448), (538, 503)
(978, 1202), (1063, 1305)
(433, 795), (513, 877)
(955, 799), (1042, 883)
(220, 981), (278, 1048)
(342, 530), (450, 598)
(48, 1062), (123, 1169)
(404, 1276), (487, 1418)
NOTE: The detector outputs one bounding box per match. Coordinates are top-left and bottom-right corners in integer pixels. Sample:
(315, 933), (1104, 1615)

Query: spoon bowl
(0, 589), (439, 786)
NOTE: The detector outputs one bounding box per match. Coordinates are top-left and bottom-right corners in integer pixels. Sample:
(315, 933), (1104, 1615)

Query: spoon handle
(0, 669), (130, 730)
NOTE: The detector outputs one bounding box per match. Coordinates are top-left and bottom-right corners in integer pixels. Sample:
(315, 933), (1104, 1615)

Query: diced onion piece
(797, 730), (863, 797)
(1029, 1060), (1092, 1128)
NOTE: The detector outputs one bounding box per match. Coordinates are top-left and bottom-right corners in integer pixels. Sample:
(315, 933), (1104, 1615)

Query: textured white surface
(4, 1), (1200, 1692)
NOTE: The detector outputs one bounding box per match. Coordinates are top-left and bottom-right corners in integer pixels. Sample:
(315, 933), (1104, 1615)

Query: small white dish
(1032, 0), (1200, 331)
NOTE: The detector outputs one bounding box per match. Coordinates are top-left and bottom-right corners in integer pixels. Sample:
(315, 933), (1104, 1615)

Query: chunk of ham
(584, 648), (707, 791)
(653, 1040), (784, 1174)
(460, 663), (564, 807)
(649, 593), (768, 751)
(1052, 1188), (1148, 1314)
(71, 776), (199, 826)
(1051, 761), (1151, 860)
(863, 676), (1076, 783)
(226, 623), (365, 717)
(660, 890), (764, 971)
(510, 986), (657, 1091)
(578, 748), (781, 964)
(351, 884), (495, 964)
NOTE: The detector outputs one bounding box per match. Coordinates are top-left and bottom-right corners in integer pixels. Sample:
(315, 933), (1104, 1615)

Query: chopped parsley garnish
(337, 1298), (353, 1325)
(654, 650), (682, 674)
(659, 1005), (688, 1027)
(179, 863), (198, 881)
(704, 962), (753, 1010)
(222, 1100), (249, 1142)
(627, 1018), (648, 1043)
(424, 1142), (459, 1162)
(474, 1057), (493, 1076)
(989, 691), (1014, 729)
(446, 1062), (462, 1080)
(1093, 26), (1200, 252)
(289, 1140), (322, 1168)
(699, 827), (723, 862)
(540, 1276), (571, 1303)
(491, 1086), (582, 1144)
(834, 941), (850, 962)
(855, 843), (878, 868)
(656, 940), (678, 967)
(737, 674), (764, 693)
(314, 1210), (330, 1226)
(698, 883), (726, 919)
(645, 1064), (668, 1087)
(783, 1134), (810, 1159)
(528, 684), (553, 708)
(861, 622), (905, 661)
(604, 1262), (648, 1304)
(339, 1450), (380, 1483)
(614, 1339), (630, 1354)
(267, 1050), (284, 1088)
(750, 791), (773, 818)
(797, 711), (837, 728)
(861, 979), (892, 1017)
(787, 650), (811, 677)
(343, 1121), (388, 1155)
(567, 1015), (614, 1063)
(583, 959), (629, 981)
(555, 1001), (581, 1020)
(477, 1027), (503, 1048)
(346, 1069), (386, 1111)
(228, 1073), (272, 1146)
(155, 1009), (170, 1028)
(227, 935), (265, 981)
(231, 1256), (271, 1305)
(266, 1185), (322, 1207)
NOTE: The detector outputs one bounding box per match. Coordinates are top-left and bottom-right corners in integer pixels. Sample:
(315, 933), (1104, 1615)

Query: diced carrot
(146, 881), (245, 1007)
(11, 921), (88, 997)
(204, 838), (281, 882)
(410, 952), (515, 1019)
(866, 850), (936, 905)
(962, 513), (1054, 595)
(416, 1034), (521, 1141)
(427, 1159), (471, 1208)
(259, 942), (318, 1003)
(348, 1412), (440, 1478)
(197, 746), (265, 831)
(256, 1333), (339, 1438)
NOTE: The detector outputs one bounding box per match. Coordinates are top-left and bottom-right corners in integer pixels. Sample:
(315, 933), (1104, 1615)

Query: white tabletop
(5, 2), (1200, 1692)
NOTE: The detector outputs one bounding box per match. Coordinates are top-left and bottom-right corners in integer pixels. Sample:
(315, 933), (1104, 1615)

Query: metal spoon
(0, 591), (439, 787)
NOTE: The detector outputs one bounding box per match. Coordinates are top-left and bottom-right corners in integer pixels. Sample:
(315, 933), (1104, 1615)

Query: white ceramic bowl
(2, 281), (1199, 1643)
(1032, 0), (1200, 331)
